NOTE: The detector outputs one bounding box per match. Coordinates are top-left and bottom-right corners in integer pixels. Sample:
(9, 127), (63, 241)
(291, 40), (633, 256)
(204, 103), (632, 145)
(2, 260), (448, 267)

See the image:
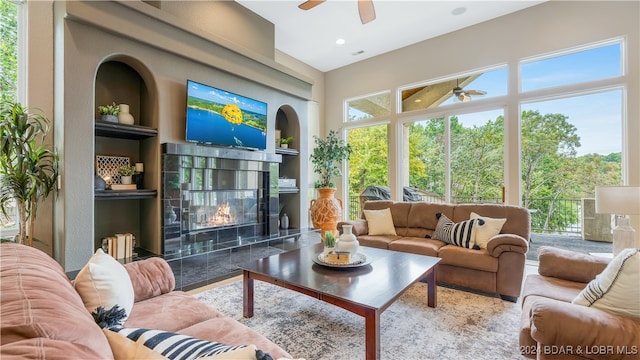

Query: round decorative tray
(313, 252), (372, 268)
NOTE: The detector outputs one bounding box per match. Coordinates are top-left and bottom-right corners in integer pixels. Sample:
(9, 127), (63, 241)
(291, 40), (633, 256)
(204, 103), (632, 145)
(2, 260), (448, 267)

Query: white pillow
(74, 249), (135, 321)
(363, 208), (397, 236)
(572, 248), (640, 319)
(470, 212), (507, 249)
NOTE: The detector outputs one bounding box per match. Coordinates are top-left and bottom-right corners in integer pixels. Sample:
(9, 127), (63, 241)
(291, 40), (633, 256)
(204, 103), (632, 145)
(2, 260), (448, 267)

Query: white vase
(118, 104), (135, 125)
(121, 175), (132, 185)
(336, 224), (359, 254)
(323, 246), (335, 257)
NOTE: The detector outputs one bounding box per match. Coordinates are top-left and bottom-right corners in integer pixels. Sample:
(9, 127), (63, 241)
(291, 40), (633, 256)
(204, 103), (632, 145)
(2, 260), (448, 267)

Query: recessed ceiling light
(336, 38), (346, 45)
(414, 99), (422, 103)
(452, 7), (466, 16)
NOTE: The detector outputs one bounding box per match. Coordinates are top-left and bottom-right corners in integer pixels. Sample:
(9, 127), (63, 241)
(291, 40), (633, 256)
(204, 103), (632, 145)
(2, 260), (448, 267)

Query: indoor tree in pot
(0, 102), (58, 246)
(309, 130), (351, 239)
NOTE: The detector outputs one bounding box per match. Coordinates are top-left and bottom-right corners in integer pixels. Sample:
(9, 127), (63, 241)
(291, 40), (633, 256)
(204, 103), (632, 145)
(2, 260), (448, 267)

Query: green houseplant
(0, 102), (58, 246)
(97, 102), (120, 123)
(278, 136), (293, 148)
(309, 130), (352, 239)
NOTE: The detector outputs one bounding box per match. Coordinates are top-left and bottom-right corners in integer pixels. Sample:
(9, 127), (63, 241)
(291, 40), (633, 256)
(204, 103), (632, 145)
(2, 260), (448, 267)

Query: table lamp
(595, 186), (640, 255)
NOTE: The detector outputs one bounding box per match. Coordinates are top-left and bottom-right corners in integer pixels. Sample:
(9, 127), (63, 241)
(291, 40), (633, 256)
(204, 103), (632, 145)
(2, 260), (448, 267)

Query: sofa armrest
(530, 297), (640, 358)
(537, 246), (609, 283)
(338, 219), (368, 236)
(124, 257), (175, 302)
(486, 234), (528, 257)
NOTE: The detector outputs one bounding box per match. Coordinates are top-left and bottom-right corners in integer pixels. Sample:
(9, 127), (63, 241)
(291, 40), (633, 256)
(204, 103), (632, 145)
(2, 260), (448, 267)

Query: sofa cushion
(470, 212), (507, 249)
(74, 249), (135, 321)
(521, 274), (585, 304)
(537, 246), (609, 283)
(0, 243), (114, 357)
(363, 208), (397, 235)
(437, 245), (498, 272)
(355, 234), (400, 249)
(572, 248), (640, 319)
(388, 237), (444, 257)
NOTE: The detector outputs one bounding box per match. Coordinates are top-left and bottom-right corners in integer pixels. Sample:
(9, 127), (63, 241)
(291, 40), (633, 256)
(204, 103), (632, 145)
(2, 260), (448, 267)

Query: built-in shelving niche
(94, 59), (160, 256)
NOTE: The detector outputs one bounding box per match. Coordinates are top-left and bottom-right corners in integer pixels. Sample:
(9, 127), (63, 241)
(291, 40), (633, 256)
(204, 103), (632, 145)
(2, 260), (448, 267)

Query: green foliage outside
(347, 110), (621, 233)
(1, 0), (17, 105)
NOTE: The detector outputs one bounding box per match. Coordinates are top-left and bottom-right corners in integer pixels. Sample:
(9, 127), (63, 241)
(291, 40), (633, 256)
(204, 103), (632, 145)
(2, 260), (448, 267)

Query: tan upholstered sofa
(0, 243), (290, 359)
(338, 200), (530, 301)
(520, 246), (640, 360)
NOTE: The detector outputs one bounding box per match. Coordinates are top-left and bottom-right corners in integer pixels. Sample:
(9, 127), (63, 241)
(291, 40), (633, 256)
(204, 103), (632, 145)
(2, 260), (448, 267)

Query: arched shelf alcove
(93, 56), (161, 257)
(275, 105), (301, 230)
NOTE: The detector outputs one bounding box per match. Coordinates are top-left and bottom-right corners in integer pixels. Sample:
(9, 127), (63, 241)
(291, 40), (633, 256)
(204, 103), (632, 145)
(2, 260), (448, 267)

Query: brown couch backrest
(363, 200), (530, 240)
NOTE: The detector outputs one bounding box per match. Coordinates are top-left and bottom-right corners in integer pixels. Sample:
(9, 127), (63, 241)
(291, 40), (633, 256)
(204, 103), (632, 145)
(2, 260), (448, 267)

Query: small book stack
(103, 233), (134, 259)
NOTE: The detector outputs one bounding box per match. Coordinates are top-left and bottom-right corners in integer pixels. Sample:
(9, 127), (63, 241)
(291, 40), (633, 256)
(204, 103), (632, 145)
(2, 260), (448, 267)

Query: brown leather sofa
(0, 243), (290, 359)
(520, 246), (640, 360)
(338, 200), (530, 301)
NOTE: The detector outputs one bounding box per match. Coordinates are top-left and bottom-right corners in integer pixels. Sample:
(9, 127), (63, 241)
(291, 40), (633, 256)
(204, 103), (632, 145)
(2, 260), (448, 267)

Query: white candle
(135, 162), (144, 172)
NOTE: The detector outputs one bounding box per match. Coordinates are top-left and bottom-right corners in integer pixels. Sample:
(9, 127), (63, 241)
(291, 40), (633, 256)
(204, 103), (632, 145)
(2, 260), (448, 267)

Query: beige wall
(324, 1), (640, 222)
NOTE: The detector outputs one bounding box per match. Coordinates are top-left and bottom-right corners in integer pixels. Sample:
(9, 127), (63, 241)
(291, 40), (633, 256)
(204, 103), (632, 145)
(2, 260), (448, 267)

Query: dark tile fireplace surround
(161, 143), (310, 290)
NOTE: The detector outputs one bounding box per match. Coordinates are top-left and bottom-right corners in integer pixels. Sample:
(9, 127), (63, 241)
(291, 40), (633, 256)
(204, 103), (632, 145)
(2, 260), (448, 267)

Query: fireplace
(161, 143), (280, 262)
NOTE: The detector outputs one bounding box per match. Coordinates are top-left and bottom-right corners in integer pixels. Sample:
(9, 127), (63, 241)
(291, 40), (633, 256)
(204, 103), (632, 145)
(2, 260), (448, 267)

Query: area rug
(194, 280), (522, 360)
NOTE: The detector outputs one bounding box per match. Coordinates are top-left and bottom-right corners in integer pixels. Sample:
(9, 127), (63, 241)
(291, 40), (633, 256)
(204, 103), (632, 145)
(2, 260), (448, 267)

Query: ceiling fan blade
(358, 0), (376, 24)
(298, 0), (325, 11)
(467, 90), (487, 96)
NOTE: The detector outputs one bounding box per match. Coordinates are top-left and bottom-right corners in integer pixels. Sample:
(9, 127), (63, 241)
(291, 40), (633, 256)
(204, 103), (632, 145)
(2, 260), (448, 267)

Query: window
(0, 0), (20, 235)
(346, 91), (391, 121)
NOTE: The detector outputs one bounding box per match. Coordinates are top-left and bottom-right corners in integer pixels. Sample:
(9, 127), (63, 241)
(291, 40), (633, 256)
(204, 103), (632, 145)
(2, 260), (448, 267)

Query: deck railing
(348, 195), (583, 235)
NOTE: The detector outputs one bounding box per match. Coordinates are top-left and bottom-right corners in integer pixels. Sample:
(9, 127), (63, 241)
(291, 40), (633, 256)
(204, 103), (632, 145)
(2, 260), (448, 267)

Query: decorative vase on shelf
(121, 175), (132, 185)
(280, 213), (289, 229)
(118, 104), (135, 125)
(336, 224), (359, 254)
(280, 143), (288, 149)
(101, 114), (118, 123)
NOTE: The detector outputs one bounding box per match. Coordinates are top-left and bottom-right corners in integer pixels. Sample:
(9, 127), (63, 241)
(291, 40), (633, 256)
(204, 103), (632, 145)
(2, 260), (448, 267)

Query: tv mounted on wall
(185, 80), (268, 150)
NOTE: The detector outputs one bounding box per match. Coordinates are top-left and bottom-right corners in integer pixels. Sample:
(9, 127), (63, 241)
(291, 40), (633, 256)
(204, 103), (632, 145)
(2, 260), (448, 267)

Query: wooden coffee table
(242, 243), (440, 360)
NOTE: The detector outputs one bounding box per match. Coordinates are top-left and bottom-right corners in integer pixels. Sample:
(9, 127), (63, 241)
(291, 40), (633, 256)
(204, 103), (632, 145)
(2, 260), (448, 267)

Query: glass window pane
(0, 0), (18, 103)
(521, 43), (621, 92)
(401, 67), (507, 112)
(450, 110), (504, 203)
(407, 118), (446, 201)
(347, 125), (389, 219)
(521, 90), (623, 234)
(346, 91), (391, 121)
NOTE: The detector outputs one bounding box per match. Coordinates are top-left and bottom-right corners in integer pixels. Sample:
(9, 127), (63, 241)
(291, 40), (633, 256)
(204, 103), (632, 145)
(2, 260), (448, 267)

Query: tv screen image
(186, 80), (268, 150)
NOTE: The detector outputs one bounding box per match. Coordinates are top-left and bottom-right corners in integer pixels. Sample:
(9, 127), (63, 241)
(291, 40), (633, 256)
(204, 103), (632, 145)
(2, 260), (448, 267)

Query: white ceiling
(236, 0), (545, 72)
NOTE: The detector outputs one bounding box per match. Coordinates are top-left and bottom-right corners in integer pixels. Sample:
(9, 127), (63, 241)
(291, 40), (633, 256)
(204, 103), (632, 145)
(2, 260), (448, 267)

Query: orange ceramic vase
(310, 187), (343, 240)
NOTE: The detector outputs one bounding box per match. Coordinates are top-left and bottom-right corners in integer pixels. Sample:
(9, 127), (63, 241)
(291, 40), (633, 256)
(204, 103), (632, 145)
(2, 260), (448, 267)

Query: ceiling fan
(298, 0), (376, 24)
(452, 80), (487, 102)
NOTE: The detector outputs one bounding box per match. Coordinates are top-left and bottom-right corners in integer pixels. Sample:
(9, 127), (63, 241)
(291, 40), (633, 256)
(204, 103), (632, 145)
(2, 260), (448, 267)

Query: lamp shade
(595, 186), (640, 215)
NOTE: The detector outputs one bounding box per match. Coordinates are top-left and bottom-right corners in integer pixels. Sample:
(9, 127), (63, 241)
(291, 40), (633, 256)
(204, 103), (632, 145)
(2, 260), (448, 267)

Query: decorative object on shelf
(309, 130), (352, 237)
(336, 224), (359, 255)
(134, 162), (144, 189)
(117, 104), (135, 125)
(278, 136), (293, 149)
(280, 213), (289, 229)
(0, 102), (58, 246)
(118, 165), (136, 185)
(97, 102), (120, 123)
(96, 155), (130, 187)
(275, 129), (281, 146)
(310, 187), (343, 240)
(164, 205), (177, 223)
(323, 231), (336, 256)
(94, 175), (106, 190)
(595, 186), (640, 255)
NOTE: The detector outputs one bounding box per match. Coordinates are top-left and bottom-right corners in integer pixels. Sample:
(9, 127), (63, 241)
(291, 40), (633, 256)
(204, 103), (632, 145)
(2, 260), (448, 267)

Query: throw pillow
(103, 329), (168, 360)
(363, 208), (397, 236)
(470, 212), (507, 249)
(432, 213), (483, 249)
(74, 249), (135, 321)
(572, 248), (640, 319)
(115, 328), (271, 360)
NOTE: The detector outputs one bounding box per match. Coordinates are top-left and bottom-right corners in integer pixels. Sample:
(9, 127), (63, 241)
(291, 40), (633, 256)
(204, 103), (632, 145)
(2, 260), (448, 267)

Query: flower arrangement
(98, 102), (120, 116)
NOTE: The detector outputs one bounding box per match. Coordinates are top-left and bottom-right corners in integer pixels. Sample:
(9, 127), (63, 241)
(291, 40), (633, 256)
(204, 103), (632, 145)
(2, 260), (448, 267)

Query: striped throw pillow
(432, 213), (483, 249)
(115, 328), (270, 360)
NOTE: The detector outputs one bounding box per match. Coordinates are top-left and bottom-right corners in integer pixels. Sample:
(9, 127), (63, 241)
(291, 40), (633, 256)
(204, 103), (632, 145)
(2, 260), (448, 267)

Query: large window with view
(520, 41), (623, 241)
(0, 0), (19, 237)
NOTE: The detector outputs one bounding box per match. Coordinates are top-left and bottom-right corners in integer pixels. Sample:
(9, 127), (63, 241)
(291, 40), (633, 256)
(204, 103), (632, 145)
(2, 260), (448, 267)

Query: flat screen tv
(185, 80), (268, 150)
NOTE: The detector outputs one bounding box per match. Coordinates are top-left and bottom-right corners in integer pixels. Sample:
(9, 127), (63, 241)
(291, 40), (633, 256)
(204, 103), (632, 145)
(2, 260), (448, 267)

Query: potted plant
(278, 136), (293, 149)
(98, 102), (120, 123)
(309, 130), (352, 238)
(0, 102), (58, 246)
(118, 165), (136, 185)
(323, 231), (336, 256)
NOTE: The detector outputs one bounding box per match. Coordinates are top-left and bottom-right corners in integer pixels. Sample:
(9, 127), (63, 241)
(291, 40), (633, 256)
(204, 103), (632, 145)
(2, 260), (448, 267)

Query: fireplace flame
(208, 201), (235, 226)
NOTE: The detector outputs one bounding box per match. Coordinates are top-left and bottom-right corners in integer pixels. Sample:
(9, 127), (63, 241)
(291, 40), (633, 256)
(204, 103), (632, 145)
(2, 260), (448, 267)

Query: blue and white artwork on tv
(185, 80), (268, 150)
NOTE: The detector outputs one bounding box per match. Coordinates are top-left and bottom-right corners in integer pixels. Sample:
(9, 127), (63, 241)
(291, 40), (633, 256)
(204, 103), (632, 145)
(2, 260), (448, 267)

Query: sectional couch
(338, 200), (530, 301)
(0, 243), (290, 359)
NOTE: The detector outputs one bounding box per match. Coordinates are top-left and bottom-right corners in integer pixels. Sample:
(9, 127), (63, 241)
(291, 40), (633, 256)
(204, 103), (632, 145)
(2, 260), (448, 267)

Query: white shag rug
(194, 280), (523, 360)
